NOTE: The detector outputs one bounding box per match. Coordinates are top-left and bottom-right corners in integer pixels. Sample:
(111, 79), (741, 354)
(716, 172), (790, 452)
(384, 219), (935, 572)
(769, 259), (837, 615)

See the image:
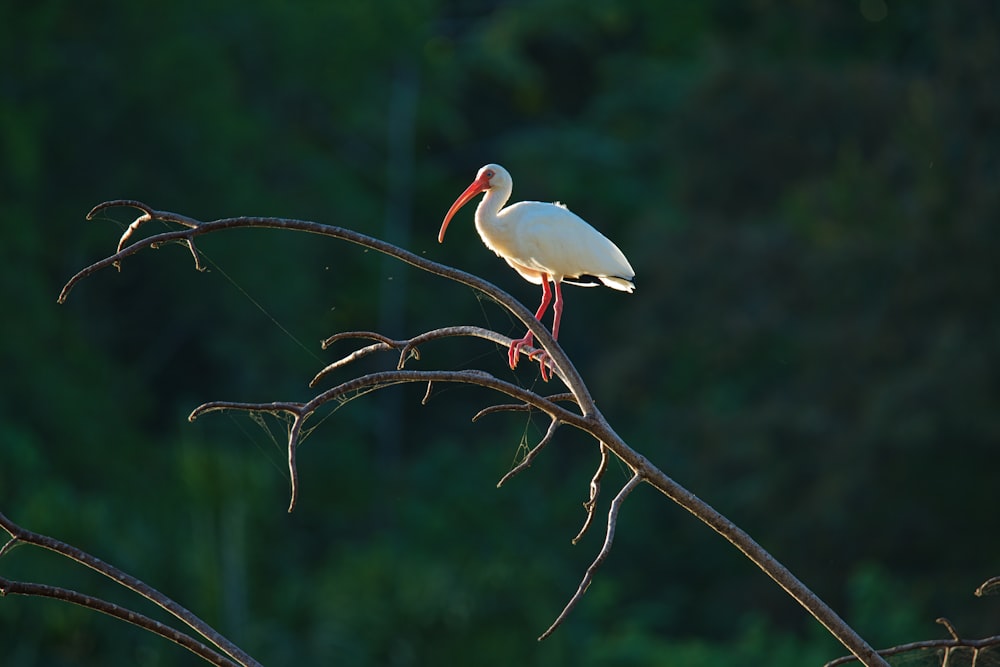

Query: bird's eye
(485, 170), (494, 178)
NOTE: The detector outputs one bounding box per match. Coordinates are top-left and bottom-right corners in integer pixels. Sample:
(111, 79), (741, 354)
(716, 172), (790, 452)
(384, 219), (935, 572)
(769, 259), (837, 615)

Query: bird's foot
(508, 334), (554, 382)
(528, 349), (554, 382)
(508, 333), (534, 369)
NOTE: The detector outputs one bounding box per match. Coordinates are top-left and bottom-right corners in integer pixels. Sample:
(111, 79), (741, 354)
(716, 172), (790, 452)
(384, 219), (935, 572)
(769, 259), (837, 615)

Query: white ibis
(438, 163), (635, 380)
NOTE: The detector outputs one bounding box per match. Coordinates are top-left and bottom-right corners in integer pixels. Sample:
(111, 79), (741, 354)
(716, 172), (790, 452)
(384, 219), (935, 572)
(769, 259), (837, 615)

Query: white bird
(438, 163), (635, 380)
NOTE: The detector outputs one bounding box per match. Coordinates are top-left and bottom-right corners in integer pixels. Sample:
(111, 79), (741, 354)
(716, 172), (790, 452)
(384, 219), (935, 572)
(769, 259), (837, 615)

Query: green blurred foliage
(2, 0), (999, 664)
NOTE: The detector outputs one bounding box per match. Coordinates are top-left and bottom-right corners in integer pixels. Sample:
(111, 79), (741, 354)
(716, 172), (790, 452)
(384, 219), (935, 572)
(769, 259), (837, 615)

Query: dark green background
(2, 1), (998, 664)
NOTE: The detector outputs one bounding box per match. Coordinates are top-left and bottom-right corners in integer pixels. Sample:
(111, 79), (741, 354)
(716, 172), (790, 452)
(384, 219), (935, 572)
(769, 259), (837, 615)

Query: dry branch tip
(471, 403), (531, 422)
(421, 381), (433, 405)
(0, 537), (22, 559)
(573, 443), (610, 545)
(539, 472), (642, 641)
(86, 199), (155, 221)
(936, 618), (961, 641)
(975, 576), (1000, 597)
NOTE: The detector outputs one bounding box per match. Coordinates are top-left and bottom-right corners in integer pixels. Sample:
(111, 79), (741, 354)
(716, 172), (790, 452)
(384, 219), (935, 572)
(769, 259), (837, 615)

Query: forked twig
(539, 472), (642, 641)
(189, 370), (588, 512)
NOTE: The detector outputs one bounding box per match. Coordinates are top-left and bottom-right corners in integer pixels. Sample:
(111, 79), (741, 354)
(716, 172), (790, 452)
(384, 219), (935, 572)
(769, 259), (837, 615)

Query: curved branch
(0, 577), (240, 667)
(0, 512), (261, 667)
(60, 201), (589, 401)
(975, 576), (1000, 597)
(312, 325), (559, 386)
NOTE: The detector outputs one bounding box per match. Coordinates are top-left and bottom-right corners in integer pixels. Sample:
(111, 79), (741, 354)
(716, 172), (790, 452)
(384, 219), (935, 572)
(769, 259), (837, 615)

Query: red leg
(528, 280), (563, 381)
(550, 280), (564, 341)
(509, 279), (565, 382)
(508, 277), (552, 369)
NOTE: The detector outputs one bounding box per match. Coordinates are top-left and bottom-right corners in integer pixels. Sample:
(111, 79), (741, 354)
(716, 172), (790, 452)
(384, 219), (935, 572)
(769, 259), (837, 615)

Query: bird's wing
(505, 202), (634, 284)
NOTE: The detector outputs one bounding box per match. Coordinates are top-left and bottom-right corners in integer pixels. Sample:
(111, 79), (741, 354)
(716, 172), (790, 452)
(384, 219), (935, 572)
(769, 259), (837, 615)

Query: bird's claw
(508, 336), (554, 382)
(508, 335), (532, 369)
(528, 349), (554, 382)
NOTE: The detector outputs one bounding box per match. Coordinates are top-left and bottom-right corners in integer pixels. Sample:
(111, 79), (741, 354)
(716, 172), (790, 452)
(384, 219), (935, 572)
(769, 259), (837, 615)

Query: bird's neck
(475, 185), (511, 233)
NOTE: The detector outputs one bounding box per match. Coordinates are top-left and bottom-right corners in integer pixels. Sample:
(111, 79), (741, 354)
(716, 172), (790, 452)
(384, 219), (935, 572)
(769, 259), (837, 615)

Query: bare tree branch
(190, 369), (588, 512)
(57, 201), (894, 666)
(0, 577), (240, 667)
(0, 512), (262, 667)
(539, 471), (642, 641)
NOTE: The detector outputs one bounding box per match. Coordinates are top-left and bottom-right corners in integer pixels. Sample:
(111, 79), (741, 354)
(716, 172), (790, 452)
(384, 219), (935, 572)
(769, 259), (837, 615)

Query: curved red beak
(438, 173), (491, 243)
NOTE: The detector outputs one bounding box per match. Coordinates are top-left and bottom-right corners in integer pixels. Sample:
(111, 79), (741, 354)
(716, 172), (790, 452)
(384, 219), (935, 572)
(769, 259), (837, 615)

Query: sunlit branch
(58, 201), (893, 666)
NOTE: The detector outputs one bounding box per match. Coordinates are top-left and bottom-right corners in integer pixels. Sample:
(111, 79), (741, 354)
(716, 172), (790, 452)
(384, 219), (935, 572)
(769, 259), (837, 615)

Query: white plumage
(438, 163), (635, 379)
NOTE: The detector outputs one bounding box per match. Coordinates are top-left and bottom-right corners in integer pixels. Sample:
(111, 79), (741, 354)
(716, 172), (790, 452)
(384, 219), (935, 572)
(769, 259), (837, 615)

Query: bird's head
(438, 164), (509, 243)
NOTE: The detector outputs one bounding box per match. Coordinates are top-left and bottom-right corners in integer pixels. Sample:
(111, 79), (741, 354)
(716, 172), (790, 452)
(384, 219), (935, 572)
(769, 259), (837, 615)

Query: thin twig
(313, 342), (394, 379)
(539, 472), (642, 640)
(320, 330), (400, 349)
(471, 392), (580, 423)
(938, 617), (961, 641)
(0, 577), (240, 667)
(472, 403), (532, 421)
(421, 381), (433, 405)
(0, 536), (20, 559)
(312, 326), (557, 386)
(573, 443), (610, 545)
(496, 419), (561, 488)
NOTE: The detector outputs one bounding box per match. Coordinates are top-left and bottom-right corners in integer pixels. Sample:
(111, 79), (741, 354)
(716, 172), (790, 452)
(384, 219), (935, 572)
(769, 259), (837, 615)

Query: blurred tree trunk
(377, 61), (419, 478)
